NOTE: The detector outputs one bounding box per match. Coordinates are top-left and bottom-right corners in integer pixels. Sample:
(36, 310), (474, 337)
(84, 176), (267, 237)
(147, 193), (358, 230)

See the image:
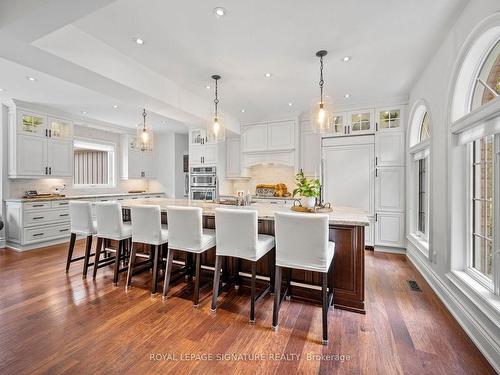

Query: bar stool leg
(211, 255), (222, 311)
(272, 265), (282, 330)
(65, 233), (77, 273)
(82, 235), (93, 279)
(250, 261), (257, 324)
(193, 253), (201, 307)
(162, 248), (175, 299)
(126, 242), (137, 288)
(268, 248), (275, 294)
(113, 240), (122, 286)
(93, 237), (103, 279)
(322, 272), (328, 345)
(234, 258), (241, 289)
(151, 245), (159, 295)
(286, 268), (292, 300)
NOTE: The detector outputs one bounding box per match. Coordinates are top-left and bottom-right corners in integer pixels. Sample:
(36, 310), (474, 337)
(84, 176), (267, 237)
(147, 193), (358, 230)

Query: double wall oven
(189, 166), (218, 201)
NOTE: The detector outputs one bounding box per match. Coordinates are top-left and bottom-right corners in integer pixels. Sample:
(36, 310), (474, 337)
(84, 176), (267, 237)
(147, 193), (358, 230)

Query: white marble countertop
(4, 192), (165, 202)
(120, 198), (370, 226)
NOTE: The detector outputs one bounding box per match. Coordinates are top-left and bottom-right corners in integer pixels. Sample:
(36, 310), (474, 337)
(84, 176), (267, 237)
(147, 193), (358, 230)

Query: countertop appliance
(190, 166), (217, 201)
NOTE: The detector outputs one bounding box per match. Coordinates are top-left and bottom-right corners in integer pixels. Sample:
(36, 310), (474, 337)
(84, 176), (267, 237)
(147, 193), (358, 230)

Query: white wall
(406, 0), (500, 370)
(174, 133), (188, 198)
(149, 132), (176, 197)
(0, 105), (8, 247)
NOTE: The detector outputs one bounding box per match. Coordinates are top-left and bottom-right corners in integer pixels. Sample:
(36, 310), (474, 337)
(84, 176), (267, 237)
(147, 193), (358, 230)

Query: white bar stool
(126, 205), (168, 295)
(272, 212), (335, 345)
(93, 202), (132, 285)
(67, 201), (97, 278)
(162, 206), (215, 307)
(211, 208), (275, 323)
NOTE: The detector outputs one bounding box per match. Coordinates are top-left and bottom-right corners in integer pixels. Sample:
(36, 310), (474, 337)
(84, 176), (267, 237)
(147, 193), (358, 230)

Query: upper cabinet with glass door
(348, 109), (375, 135)
(17, 111), (46, 137)
(376, 107), (403, 132)
(47, 116), (73, 140)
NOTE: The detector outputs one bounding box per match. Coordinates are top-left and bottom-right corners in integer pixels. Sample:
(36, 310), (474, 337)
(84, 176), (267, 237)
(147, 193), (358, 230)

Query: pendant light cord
(214, 78), (219, 117)
(142, 109), (147, 130)
(319, 55), (324, 103)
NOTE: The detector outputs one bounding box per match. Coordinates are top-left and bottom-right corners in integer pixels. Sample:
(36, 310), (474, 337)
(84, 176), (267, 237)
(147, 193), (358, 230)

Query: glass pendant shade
(136, 109), (153, 151)
(311, 95), (334, 133)
(207, 114), (225, 142)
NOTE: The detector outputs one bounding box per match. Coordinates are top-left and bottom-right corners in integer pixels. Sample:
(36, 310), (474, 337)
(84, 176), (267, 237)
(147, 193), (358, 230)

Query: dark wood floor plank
(0, 242), (495, 375)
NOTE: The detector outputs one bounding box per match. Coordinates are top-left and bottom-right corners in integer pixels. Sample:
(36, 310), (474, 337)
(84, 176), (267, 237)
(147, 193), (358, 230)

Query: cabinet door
(204, 145), (217, 165)
(331, 113), (347, 136)
(377, 108), (402, 132)
(375, 131), (404, 167)
(226, 138), (241, 177)
(18, 111), (46, 137)
(47, 117), (73, 140)
(189, 146), (204, 166)
(128, 149), (142, 178)
(190, 128), (207, 146)
(300, 131), (321, 176)
(267, 120), (295, 150)
(365, 216), (375, 247)
(47, 139), (73, 177)
(348, 109), (375, 135)
(375, 212), (405, 247)
(17, 135), (47, 176)
(141, 151), (156, 178)
(375, 166), (404, 211)
(242, 124), (268, 152)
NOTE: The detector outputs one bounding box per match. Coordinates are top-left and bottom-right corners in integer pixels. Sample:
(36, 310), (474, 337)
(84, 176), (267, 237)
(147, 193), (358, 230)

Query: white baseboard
(374, 246), (406, 254)
(0, 238), (5, 249)
(6, 237), (70, 252)
(407, 247), (500, 373)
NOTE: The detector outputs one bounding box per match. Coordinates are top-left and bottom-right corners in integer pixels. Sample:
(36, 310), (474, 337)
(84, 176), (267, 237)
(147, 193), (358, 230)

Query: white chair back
(69, 201), (95, 235)
(167, 206), (203, 250)
(274, 212), (330, 272)
(131, 205), (162, 245)
(95, 202), (126, 239)
(215, 208), (258, 259)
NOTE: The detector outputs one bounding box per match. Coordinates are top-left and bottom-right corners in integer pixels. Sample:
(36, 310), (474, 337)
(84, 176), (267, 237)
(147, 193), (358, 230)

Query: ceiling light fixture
(241, 109), (245, 113)
(208, 74), (225, 142)
(264, 72), (272, 78)
(344, 93), (351, 98)
(26, 76), (37, 82)
(206, 85), (211, 89)
(81, 111), (88, 115)
(137, 109), (153, 151)
(214, 7), (226, 17)
(288, 102), (293, 106)
(0, 88), (4, 92)
(342, 56), (351, 62)
(133, 37), (144, 45)
(113, 105), (119, 109)
(311, 50), (333, 134)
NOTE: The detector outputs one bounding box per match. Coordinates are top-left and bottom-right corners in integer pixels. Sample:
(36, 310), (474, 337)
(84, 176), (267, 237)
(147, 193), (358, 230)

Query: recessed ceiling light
(344, 93), (351, 98)
(81, 111), (88, 115)
(342, 56), (351, 62)
(206, 85), (211, 89)
(214, 7), (226, 17)
(241, 109), (245, 113)
(264, 72), (272, 78)
(113, 105), (119, 109)
(288, 102), (293, 106)
(133, 37), (144, 45)
(26, 76), (37, 81)
(0, 88), (4, 92)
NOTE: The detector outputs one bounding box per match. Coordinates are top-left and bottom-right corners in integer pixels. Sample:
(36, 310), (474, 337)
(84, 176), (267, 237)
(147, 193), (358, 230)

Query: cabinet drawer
(24, 223), (71, 243)
(24, 209), (70, 227)
(23, 201), (51, 210)
(51, 200), (70, 208)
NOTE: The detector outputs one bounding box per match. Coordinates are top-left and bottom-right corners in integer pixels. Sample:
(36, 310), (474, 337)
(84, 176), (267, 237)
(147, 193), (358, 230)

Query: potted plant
(293, 170), (321, 209)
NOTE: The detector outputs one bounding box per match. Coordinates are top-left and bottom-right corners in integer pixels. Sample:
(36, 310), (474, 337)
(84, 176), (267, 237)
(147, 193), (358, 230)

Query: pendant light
(207, 74), (225, 142)
(137, 108), (153, 151)
(311, 50), (333, 133)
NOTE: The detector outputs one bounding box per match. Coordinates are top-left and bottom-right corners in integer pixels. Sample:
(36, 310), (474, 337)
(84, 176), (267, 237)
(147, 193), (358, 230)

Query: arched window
(450, 14), (500, 294)
(408, 101), (431, 256)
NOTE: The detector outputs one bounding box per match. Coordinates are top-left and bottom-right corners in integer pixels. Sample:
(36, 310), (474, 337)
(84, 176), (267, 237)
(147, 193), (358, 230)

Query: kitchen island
(121, 198), (369, 314)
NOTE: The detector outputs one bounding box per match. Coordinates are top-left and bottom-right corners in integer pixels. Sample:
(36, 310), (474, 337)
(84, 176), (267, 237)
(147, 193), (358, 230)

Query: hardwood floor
(0, 241), (495, 375)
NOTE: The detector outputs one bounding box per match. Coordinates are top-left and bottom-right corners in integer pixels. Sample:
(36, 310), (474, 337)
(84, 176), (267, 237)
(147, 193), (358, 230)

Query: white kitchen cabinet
(267, 120), (295, 151)
(204, 145), (217, 165)
(242, 123), (268, 152)
(47, 116), (73, 140)
(375, 166), (405, 212)
(375, 212), (405, 247)
(300, 131), (321, 176)
(365, 217), (375, 247)
(47, 139), (73, 177)
(376, 107), (403, 132)
(226, 137), (242, 177)
(16, 135), (47, 177)
(189, 144), (217, 166)
(120, 134), (156, 179)
(375, 131), (405, 167)
(348, 109), (375, 135)
(17, 110), (46, 137)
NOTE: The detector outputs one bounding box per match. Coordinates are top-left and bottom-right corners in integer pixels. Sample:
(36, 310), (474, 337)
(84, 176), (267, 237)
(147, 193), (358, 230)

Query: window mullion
(494, 134), (500, 295)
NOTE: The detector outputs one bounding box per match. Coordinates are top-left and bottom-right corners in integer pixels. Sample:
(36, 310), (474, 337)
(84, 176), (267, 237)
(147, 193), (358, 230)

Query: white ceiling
(0, 0), (468, 130)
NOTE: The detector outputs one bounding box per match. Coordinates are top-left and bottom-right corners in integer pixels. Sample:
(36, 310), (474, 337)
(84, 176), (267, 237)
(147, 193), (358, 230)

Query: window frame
(73, 137), (116, 189)
(416, 155), (430, 241)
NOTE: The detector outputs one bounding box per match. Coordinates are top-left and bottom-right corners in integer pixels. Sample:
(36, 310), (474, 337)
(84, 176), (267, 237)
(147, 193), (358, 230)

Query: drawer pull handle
(33, 233), (44, 237)
(57, 202), (68, 206)
(59, 228), (69, 232)
(59, 214), (69, 217)
(33, 216), (44, 220)
(33, 204), (44, 207)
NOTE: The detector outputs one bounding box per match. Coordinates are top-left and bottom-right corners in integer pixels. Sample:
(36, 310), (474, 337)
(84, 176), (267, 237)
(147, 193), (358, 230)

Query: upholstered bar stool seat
(66, 201), (98, 278)
(211, 208), (275, 323)
(93, 202), (132, 286)
(272, 212), (335, 345)
(162, 206), (216, 307)
(126, 205), (168, 295)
